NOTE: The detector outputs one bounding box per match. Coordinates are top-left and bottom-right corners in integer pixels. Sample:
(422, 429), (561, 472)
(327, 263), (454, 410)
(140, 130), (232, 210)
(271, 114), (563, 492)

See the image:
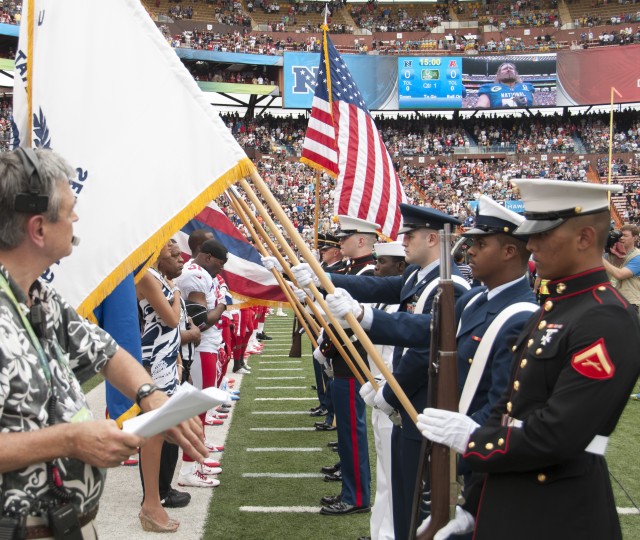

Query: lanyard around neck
(0, 272), (52, 383)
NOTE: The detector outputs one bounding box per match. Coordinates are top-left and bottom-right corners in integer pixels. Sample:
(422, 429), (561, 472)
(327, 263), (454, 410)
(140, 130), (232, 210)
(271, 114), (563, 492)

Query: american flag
(300, 30), (406, 240)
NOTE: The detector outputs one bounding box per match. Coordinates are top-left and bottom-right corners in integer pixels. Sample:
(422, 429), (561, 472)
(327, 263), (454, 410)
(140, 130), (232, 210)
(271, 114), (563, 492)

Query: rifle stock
(410, 225), (459, 540)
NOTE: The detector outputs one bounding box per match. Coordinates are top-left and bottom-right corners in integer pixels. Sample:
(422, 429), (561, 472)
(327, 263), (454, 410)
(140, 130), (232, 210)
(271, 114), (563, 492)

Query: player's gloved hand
(417, 408), (480, 454)
(261, 255), (283, 272)
(291, 263), (321, 288)
(359, 381), (378, 408)
(513, 95), (528, 107)
(373, 387), (395, 416)
(326, 288), (363, 320)
(416, 505), (475, 540)
(313, 346), (328, 367)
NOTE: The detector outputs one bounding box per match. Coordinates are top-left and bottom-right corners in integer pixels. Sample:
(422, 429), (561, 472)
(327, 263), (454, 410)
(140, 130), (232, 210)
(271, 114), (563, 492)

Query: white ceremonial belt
(584, 434), (608, 456)
(503, 416), (608, 455)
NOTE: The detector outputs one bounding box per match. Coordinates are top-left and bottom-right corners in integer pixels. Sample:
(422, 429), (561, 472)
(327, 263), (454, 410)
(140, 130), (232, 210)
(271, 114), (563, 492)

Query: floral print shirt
(0, 265), (117, 516)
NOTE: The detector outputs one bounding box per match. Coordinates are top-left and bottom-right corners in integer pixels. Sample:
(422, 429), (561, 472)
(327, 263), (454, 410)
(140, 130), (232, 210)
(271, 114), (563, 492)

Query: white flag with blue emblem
(13, 0), (255, 317)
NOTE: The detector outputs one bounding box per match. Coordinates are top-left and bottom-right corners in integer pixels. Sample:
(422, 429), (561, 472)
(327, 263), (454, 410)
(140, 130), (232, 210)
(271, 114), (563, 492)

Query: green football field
(83, 309), (640, 539)
(201, 311), (640, 539)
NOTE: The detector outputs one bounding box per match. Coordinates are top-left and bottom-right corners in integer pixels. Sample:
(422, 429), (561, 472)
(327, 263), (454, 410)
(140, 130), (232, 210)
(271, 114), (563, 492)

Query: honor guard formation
(2, 6), (640, 538)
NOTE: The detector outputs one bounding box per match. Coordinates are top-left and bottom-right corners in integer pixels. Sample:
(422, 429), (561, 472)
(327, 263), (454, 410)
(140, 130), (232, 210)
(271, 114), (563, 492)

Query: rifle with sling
(409, 224), (459, 540)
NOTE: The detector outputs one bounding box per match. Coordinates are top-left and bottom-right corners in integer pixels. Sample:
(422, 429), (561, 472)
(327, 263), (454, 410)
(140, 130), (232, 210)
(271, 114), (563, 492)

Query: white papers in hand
(122, 383), (229, 438)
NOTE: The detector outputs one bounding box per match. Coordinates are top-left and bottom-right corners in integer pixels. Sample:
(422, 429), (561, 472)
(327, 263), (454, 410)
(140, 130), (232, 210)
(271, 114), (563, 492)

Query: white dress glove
(326, 288), (363, 320)
(373, 387), (395, 416)
(313, 346), (328, 367)
(416, 408), (480, 454)
(359, 381), (378, 408)
(261, 255), (283, 272)
(291, 263), (321, 288)
(416, 505), (475, 540)
(290, 284), (308, 304)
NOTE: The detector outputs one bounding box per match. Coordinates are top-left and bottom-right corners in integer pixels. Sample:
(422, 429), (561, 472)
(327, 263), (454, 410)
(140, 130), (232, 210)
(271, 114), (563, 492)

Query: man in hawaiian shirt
(0, 148), (207, 538)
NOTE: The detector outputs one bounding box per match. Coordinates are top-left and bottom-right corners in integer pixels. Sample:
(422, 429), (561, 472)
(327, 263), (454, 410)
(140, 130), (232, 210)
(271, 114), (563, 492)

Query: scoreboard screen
(398, 56), (464, 109)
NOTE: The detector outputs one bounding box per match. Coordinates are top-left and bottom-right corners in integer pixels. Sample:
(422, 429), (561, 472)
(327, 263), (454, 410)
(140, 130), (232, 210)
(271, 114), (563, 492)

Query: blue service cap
(398, 203), (460, 234)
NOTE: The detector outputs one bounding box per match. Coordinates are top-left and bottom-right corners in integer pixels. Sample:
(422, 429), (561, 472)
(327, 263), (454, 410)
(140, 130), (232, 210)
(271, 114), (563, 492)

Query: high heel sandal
(138, 510), (180, 533)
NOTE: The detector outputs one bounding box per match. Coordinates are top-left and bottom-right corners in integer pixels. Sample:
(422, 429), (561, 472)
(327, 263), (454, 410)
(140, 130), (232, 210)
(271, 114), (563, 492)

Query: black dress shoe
(310, 405), (323, 413)
(320, 463), (341, 474)
(311, 385), (317, 390)
(327, 441), (338, 448)
(310, 407), (328, 417)
(320, 501), (370, 516)
(320, 494), (342, 506)
(323, 470), (342, 482)
(357, 536), (371, 540)
(316, 424), (337, 432)
(160, 488), (191, 508)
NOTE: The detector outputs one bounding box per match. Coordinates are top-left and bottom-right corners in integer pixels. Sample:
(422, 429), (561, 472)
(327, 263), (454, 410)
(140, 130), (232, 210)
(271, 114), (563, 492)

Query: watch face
(139, 384), (152, 393)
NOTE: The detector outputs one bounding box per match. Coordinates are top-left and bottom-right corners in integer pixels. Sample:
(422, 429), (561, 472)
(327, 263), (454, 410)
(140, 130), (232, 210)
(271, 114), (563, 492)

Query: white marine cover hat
(512, 179), (622, 235)
(374, 241), (405, 258)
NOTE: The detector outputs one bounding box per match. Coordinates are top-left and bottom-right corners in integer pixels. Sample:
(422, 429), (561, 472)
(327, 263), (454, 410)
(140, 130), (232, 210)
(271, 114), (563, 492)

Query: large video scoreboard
(398, 56), (464, 109)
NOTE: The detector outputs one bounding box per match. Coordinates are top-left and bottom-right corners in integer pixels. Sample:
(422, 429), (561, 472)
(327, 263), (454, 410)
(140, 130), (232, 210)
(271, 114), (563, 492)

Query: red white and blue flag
(300, 29), (406, 240)
(176, 202), (288, 306)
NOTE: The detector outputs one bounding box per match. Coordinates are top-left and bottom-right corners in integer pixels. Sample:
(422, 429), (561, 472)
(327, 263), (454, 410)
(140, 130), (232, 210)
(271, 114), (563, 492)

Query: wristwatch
(135, 383), (159, 407)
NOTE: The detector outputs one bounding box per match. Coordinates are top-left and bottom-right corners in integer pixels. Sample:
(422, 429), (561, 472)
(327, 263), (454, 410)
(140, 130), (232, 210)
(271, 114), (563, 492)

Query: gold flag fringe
(77, 157), (256, 319)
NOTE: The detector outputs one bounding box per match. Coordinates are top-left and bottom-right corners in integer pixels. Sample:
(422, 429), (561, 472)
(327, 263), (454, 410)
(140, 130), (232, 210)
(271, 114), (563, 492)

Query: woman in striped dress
(135, 240), (184, 532)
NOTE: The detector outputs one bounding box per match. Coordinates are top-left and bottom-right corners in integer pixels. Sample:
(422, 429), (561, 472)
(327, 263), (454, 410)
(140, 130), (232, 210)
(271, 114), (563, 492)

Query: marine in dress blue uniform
(310, 233), (345, 423)
(317, 216), (377, 516)
(327, 205), (470, 539)
(418, 180), (640, 540)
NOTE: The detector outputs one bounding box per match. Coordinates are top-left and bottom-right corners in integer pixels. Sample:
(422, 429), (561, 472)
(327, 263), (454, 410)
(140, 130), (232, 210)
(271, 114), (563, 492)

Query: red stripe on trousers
(349, 378), (363, 507)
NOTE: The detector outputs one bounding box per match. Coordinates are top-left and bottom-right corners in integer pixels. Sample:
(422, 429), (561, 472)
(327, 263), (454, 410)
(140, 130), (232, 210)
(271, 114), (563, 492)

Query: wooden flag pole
(230, 190), (364, 382)
(314, 170), (321, 250)
(231, 188), (364, 382)
(242, 171), (419, 421)
(236, 179), (374, 387)
(227, 193), (320, 346)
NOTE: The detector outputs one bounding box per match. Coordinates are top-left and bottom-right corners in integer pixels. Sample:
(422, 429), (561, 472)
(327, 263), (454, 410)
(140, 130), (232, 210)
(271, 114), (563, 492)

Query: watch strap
(135, 383), (159, 407)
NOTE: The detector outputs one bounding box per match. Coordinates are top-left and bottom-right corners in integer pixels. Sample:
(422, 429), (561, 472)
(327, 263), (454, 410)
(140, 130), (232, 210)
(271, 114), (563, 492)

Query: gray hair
(0, 148), (75, 250)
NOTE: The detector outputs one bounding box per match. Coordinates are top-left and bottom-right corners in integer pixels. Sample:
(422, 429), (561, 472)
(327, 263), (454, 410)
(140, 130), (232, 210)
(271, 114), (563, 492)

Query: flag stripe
(178, 203), (287, 304)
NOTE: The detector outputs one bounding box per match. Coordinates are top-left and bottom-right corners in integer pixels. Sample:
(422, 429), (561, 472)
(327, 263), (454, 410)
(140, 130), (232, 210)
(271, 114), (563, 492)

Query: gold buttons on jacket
(555, 283), (566, 294)
(507, 401), (512, 413)
(498, 438), (505, 446)
(537, 473), (547, 483)
(468, 442), (475, 449)
(520, 359), (527, 368)
(544, 301), (553, 312)
(574, 206), (582, 213)
(527, 339), (534, 347)
(485, 443), (494, 450)
(598, 286), (606, 291)
(538, 320), (547, 330)
(513, 381), (520, 391)
(535, 348), (543, 355)
(468, 358), (473, 364)
(512, 345), (517, 352)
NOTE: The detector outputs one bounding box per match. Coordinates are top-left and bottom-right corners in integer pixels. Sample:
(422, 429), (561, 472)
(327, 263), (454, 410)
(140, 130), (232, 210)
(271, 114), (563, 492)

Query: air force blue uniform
(455, 278), (537, 425)
(331, 262), (470, 539)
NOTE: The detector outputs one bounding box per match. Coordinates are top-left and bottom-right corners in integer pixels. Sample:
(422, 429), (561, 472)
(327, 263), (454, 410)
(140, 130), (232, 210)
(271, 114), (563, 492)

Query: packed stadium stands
(0, 0), (638, 231)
